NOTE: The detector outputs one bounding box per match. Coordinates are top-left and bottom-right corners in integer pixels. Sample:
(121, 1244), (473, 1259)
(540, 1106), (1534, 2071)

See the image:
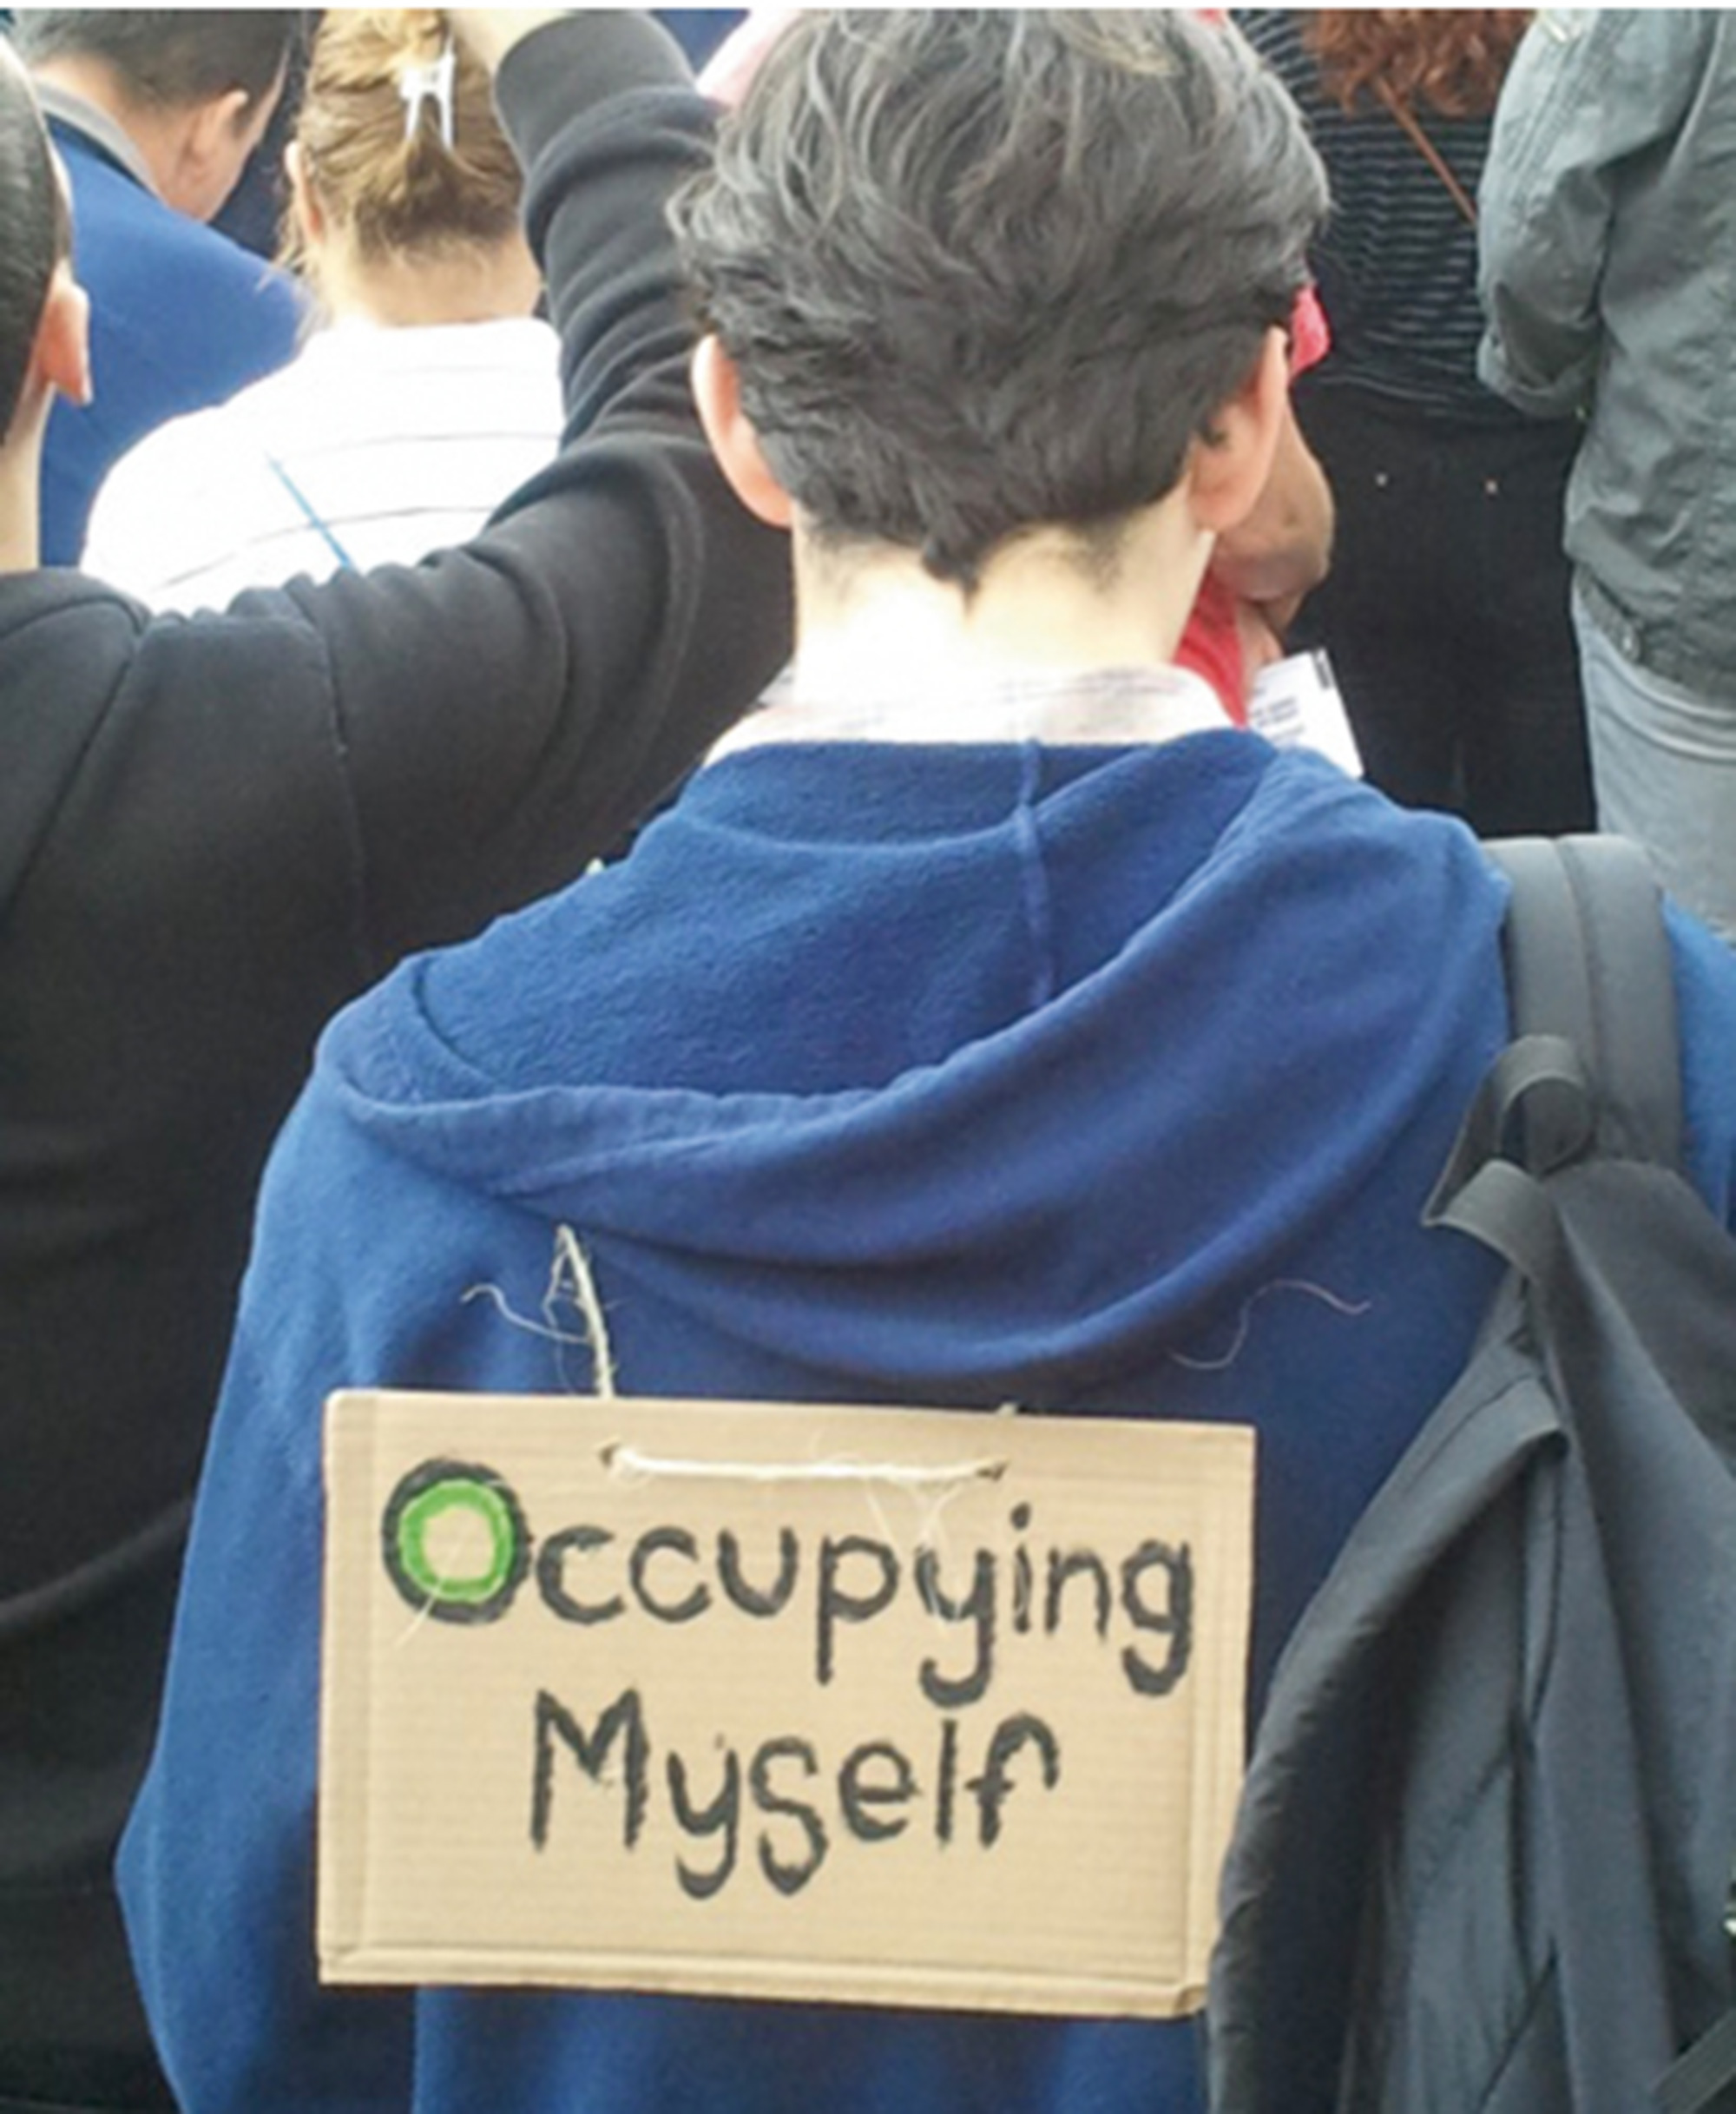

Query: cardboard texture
(320, 1392), (1255, 2019)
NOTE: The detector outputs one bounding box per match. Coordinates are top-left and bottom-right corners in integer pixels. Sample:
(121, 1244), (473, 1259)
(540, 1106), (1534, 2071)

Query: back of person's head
(286, 10), (523, 292)
(1304, 10), (1531, 119)
(11, 10), (299, 114)
(0, 43), (68, 443)
(673, 10), (1326, 590)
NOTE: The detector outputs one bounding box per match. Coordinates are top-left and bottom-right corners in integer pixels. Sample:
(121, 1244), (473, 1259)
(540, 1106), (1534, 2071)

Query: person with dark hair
(11, 7), (306, 561)
(114, 10), (1736, 2114)
(1238, 8), (1592, 837)
(0, 11), (788, 2110)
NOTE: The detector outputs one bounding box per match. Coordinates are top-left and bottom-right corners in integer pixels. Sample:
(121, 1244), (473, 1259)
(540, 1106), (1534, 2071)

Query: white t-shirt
(83, 315), (563, 613)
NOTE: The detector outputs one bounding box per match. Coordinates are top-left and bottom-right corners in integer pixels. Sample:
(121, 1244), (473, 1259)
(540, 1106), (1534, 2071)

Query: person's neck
(314, 239), (541, 331)
(790, 499), (1213, 709)
(0, 426), (46, 574)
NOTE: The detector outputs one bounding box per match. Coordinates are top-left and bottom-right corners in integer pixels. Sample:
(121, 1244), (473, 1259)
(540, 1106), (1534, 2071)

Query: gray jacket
(1478, 10), (1736, 694)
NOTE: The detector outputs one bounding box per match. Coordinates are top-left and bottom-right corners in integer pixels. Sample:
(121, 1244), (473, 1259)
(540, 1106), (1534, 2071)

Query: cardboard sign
(320, 1392), (1254, 2019)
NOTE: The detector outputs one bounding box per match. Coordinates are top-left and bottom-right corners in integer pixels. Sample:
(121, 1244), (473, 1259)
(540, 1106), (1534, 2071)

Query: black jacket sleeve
(264, 11), (792, 969)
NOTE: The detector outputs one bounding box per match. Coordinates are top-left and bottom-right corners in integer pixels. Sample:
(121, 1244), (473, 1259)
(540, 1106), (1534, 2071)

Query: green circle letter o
(380, 1459), (530, 1624)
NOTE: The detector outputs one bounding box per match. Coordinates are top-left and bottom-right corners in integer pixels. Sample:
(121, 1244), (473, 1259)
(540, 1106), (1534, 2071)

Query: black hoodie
(0, 17), (790, 2105)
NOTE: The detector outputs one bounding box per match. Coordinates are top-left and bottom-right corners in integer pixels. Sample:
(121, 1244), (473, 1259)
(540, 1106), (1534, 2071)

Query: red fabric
(1174, 572), (1248, 726)
(1291, 284), (1330, 377)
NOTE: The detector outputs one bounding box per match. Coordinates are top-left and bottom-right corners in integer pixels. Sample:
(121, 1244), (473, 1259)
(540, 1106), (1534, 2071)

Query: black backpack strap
(1659, 2005), (1736, 2114)
(1486, 840), (1736, 2114)
(1486, 835), (1682, 1170)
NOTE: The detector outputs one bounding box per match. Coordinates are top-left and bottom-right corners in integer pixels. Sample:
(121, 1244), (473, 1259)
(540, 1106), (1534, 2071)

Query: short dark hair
(12, 10), (300, 112)
(0, 43), (68, 442)
(673, 10), (1328, 589)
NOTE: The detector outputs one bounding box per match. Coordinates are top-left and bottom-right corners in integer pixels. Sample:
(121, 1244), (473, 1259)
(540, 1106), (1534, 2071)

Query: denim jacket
(1478, 10), (1736, 693)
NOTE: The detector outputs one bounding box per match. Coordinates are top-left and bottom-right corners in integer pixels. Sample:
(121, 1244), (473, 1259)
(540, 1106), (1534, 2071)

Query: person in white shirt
(83, 7), (561, 613)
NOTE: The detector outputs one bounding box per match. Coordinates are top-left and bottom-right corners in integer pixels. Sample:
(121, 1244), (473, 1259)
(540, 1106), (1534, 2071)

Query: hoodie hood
(316, 733), (1508, 1401)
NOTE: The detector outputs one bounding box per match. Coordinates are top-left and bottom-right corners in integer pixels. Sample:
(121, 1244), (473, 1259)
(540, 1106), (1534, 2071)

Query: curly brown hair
(1304, 10), (1532, 118)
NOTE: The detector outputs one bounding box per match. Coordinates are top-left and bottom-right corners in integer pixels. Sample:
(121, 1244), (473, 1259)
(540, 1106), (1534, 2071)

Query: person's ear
(33, 263), (92, 410)
(1185, 327), (1290, 537)
(192, 85), (251, 154)
(690, 334), (792, 530)
(284, 140), (326, 247)
(168, 86), (260, 220)
(202, 84), (259, 153)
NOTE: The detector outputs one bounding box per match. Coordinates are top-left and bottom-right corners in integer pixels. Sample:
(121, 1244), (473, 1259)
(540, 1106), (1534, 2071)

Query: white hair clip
(400, 42), (457, 148)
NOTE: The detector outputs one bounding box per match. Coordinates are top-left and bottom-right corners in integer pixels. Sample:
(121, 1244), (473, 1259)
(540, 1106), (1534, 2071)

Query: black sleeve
(270, 12), (792, 969)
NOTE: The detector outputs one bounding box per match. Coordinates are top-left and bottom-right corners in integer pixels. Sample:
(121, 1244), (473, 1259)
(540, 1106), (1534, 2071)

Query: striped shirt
(1237, 9), (1519, 420)
(83, 316), (563, 612)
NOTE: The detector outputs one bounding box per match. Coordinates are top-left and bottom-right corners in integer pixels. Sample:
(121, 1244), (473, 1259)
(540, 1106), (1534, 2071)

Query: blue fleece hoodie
(118, 731), (1736, 2113)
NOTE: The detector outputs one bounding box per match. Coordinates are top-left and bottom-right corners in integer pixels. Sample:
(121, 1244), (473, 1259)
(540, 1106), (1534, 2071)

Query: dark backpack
(1208, 836), (1736, 2114)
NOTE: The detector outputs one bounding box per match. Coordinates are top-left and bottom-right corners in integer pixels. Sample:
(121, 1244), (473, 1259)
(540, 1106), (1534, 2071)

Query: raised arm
(274, 10), (792, 969)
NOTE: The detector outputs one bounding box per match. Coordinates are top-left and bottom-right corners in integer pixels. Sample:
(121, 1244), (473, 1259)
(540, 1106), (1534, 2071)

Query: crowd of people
(83, 8), (562, 608)
(0, 9), (1733, 2113)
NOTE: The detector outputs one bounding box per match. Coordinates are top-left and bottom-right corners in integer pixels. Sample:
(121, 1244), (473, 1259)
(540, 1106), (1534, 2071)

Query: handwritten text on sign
(319, 1393), (1254, 2019)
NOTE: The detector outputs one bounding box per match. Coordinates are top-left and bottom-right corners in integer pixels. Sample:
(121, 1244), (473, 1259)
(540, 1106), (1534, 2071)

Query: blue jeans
(1574, 578), (1736, 944)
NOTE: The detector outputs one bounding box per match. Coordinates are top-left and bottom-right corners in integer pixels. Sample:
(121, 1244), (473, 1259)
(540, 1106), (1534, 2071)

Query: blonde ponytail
(286, 9), (523, 283)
